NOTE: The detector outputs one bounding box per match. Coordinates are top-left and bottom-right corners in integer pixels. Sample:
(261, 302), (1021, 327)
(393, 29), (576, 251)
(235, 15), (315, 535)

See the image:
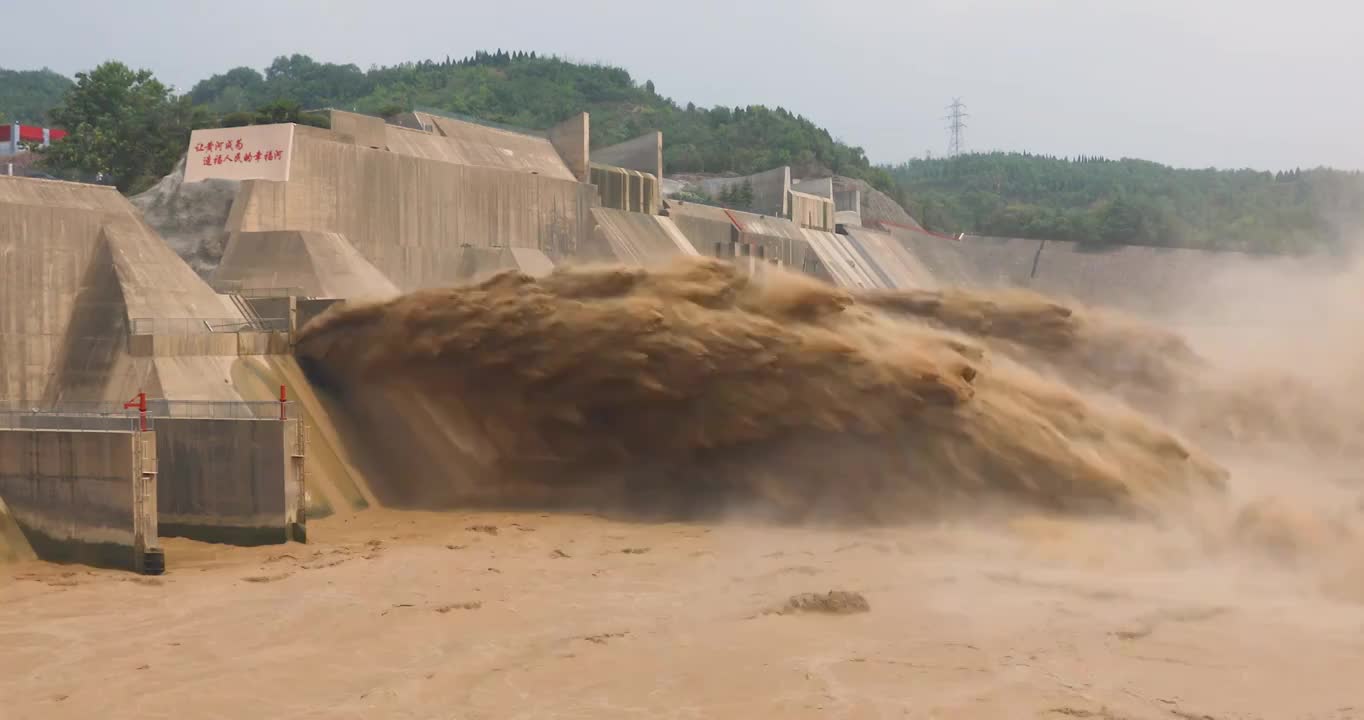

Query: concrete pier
(0, 429), (159, 572)
(156, 418), (305, 545)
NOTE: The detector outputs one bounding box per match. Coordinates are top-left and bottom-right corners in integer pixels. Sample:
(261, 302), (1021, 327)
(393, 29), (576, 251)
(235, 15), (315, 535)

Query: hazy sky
(9, 0), (1362, 170)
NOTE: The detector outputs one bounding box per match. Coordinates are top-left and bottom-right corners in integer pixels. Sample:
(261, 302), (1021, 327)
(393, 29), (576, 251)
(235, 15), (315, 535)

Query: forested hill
(0, 68), (73, 125)
(891, 153), (1364, 254)
(10, 52), (1362, 255)
(186, 51), (896, 190)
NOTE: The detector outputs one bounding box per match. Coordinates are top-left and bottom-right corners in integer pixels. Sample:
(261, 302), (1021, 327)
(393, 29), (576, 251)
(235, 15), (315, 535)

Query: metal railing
(237, 287), (305, 299)
(0, 411), (143, 432)
(0, 399), (298, 432)
(211, 280), (307, 298)
(128, 317), (291, 335)
(146, 399), (296, 420)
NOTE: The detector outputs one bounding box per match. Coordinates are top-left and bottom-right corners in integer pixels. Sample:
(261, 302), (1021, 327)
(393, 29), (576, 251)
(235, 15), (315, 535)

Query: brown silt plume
(295, 257), (1226, 521)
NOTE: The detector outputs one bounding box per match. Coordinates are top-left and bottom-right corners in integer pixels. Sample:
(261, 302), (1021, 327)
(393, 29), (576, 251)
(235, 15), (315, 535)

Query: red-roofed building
(2, 122), (68, 155)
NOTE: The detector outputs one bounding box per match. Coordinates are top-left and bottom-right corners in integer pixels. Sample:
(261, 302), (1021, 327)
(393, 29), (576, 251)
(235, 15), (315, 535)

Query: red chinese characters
(193, 135), (285, 171)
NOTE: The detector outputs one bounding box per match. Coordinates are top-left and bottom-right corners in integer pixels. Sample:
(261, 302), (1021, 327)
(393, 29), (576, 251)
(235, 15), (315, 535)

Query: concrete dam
(4, 105), (1363, 720)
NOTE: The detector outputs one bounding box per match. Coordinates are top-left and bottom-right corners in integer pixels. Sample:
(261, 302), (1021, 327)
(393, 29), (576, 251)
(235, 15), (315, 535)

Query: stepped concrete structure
(794, 176), (862, 227)
(697, 166), (792, 217)
(547, 113), (591, 182)
(666, 202), (739, 259)
(791, 177), (833, 198)
(206, 110), (693, 288)
(590, 164), (660, 214)
(0, 175), (333, 564)
(790, 190), (836, 231)
(396, 111), (581, 180)
(591, 132), (663, 180)
(585, 207), (698, 266)
(0, 176), (249, 408)
(667, 201), (899, 290)
(445, 246), (557, 282)
(220, 112), (595, 291)
(841, 226), (937, 289)
(879, 223), (1045, 289)
(6, 101), (1335, 573)
(211, 230), (399, 301)
(591, 132), (663, 209)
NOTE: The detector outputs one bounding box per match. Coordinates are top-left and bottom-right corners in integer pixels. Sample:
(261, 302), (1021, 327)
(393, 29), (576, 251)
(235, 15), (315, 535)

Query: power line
(944, 98), (969, 157)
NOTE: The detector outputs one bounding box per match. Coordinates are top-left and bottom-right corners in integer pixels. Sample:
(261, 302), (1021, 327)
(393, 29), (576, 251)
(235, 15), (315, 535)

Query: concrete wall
(734, 211), (822, 275)
(883, 225), (1045, 289)
(446, 246), (555, 283)
(583, 208), (698, 266)
(227, 130), (596, 290)
(590, 165), (659, 214)
(835, 210), (863, 228)
(841, 227), (937, 290)
(591, 132), (663, 178)
(833, 187), (862, 227)
(698, 166), (791, 217)
(591, 132), (663, 208)
(791, 177), (833, 198)
(548, 113), (590, 182)
(833, 188), (861, 212)
(1, 176), (242, 407)
(0, 429), (158, 571)
(836, 177), (921, 229)
(213, 230), (400, 301)
(1, 178), (135, 407)
(667, 203), (822, 274)
(156, 418), (304, 545)
(790, 190), (836, 231)
(328, 110), (387, 149)
(800, 229), (884, 289)
(667, 203), (739, 260)
(407, 113), (578, 181)
(124, 332), (289, 358)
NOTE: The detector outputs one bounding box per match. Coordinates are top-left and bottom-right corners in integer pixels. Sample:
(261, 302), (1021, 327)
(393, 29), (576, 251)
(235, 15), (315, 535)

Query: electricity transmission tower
(945, 98), (969, 156)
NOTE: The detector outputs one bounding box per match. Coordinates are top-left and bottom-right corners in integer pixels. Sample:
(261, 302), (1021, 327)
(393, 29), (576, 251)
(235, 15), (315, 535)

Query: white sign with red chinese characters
(184, 124), (295, 183)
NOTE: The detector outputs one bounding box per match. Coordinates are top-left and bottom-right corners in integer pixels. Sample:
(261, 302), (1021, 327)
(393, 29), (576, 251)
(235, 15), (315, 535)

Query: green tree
(890, 151), (1364, 252)
(1097, 198), (1143, 243)
(0, 67), (74, 124)
(42, 62), (205, 193)
(183, 51), (896, 188)
(188, 66), (266, 112)
(735, 180), (755, 209)
(251, 99), (330, 127)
